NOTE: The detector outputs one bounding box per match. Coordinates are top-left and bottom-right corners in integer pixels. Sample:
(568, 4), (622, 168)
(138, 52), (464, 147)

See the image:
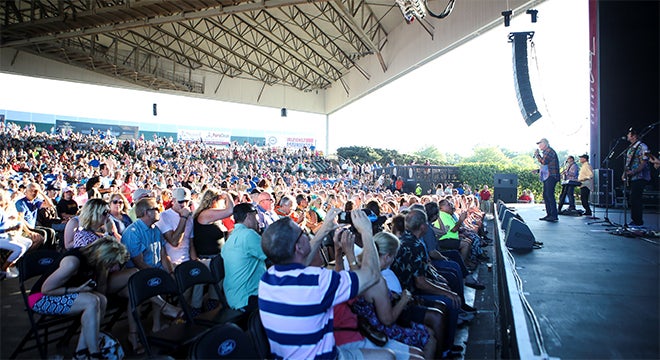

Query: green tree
(414, 145), (445, 164)
(463, 146), (511, 165)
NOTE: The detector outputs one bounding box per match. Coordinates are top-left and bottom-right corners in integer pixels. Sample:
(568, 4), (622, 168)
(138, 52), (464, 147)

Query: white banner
(286, 137), (315, 149)
(178, 129), (231, 145)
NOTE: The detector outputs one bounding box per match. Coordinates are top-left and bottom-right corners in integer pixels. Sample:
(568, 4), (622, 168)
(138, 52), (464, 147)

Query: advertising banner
(55, 120), (139, 139)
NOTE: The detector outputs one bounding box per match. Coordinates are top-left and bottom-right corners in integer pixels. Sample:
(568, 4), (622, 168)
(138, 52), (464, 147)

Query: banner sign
(55, 120), (138, 139)
(178, 129), (231, 145)
(286, 137), (315, 149)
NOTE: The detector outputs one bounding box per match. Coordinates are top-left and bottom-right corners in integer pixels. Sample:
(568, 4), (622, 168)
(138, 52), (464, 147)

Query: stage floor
(499, 204), (659, 359)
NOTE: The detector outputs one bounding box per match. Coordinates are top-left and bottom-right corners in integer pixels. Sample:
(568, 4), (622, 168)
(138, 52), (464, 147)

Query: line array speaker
(510, 32), (541, 126)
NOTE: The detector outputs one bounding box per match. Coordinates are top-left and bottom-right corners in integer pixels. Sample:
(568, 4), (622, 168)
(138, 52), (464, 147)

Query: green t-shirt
(438, 211), (459, 241)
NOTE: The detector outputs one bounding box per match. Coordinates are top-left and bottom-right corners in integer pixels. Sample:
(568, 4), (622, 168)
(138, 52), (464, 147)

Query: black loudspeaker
(510, 32), (542, 126)
(590, 168), (614, 206)
(494, 188), (517, 204)
(153, 103), (157, 116)
(500, 209), (515, 230)
(505, 218), (535, 251)
(494, 174), (518, 188)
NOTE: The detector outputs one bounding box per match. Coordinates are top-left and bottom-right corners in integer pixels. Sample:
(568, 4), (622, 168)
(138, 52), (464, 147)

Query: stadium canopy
(0, 0), (544, 115)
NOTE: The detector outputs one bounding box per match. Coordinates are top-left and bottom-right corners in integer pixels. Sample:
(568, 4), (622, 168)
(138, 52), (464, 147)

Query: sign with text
(178, 129), (231, 145)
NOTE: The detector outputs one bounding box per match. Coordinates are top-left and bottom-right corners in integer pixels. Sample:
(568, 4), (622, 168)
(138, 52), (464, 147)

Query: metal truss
(1, 0), (399, 94)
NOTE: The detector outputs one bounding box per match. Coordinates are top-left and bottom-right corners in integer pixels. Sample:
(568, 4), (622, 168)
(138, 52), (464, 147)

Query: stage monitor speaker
(505, 218), (535, 251)
(590, 168), (614, 206)
(495, 188), (517, 204)
(501, 209), (516, 230)
(494, 174), (518, 188)
(510, 32), (542, 126)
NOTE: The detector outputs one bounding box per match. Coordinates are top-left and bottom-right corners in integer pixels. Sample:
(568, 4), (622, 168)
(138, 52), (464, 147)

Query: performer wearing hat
(577, 154), (594, 216)
(622, 128), (650, 226)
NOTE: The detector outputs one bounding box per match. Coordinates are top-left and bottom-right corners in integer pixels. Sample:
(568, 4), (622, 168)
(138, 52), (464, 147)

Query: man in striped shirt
(258, 209), (383, 360)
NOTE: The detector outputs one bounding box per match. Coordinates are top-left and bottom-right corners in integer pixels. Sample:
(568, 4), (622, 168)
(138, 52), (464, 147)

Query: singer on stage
(535, 138), (560, 222)
(622, 128), (650, 226)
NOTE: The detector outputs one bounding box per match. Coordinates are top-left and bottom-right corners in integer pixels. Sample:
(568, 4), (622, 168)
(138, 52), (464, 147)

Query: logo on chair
(217, 339), (237, 356)
(147, 277), (162, 287)
(189, 268), (201, 277)
(38, 258), (54, 266)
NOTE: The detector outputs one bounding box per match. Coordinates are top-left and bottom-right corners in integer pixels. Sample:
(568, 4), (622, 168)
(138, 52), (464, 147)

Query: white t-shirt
(155, 208), (193, 265)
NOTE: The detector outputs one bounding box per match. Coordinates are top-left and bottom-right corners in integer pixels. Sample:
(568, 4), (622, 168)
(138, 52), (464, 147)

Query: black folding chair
(10, 249), (80, 359)
(127, 268), (209, 357)
(208, 255), (249, 327)
(247, 310), (271, 360)
(174, 259), (225, 327)
(188, 322), (259, 359)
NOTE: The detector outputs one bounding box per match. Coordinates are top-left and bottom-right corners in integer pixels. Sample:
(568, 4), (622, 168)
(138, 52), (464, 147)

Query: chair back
(189, 323), (258, 359)
(175, 259), (217, 291)
(174, 260), (223, 321)
(247, 310), (271, 359)
(210, 255), (225, 282)
(18, 249), (61, 283)
(128, 267), (178, 307)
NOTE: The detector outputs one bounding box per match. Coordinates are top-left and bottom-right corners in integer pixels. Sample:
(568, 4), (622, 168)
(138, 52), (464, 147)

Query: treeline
(337, 145), (575, 200)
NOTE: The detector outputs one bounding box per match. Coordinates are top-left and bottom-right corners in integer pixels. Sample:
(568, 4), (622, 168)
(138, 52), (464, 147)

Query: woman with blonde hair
(72, 198), (117, 248)
(193, 188), (234, 258)
(31, 237), (135, 358)
(108, 193), (132, 237)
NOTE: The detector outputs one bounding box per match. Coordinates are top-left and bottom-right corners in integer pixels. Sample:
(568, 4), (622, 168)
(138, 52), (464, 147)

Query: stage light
(395, 0), (427, 23)
(502, 10), (513, 27)
(526, 9), (538, 23)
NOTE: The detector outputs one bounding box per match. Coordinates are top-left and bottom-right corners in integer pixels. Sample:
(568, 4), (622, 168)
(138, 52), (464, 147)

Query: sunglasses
(111, 200), (123, 205)
(178, 200), (190, 205)
(295, 228), (309, 244)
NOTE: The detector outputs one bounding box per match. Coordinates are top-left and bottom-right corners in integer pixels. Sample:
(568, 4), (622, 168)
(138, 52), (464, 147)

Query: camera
(337, 209), (379, 225)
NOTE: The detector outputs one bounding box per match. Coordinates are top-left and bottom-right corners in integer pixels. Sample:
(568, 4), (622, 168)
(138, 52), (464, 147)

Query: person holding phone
(30, 237), (131, 359)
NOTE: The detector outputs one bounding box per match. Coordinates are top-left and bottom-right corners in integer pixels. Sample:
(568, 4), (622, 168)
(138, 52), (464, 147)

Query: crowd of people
(0, 122), (494, 359)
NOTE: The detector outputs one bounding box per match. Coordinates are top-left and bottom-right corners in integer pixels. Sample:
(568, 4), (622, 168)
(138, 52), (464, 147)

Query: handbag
(356, 316), (388, 347)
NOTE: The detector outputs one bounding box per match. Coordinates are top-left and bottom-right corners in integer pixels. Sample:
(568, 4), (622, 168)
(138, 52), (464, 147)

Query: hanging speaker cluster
(509, 32), (542, 126)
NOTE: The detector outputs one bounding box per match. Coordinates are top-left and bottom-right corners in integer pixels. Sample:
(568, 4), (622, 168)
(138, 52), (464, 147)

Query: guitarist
(621, 128), (650, 226)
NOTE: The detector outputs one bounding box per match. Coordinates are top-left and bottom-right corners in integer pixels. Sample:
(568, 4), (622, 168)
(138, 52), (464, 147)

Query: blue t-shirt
(15, 197), (43, 228)
(121, 219), (165, 269)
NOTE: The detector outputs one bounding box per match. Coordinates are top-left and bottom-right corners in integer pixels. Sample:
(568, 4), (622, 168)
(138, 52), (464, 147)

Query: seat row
(12, 250), (271, 359)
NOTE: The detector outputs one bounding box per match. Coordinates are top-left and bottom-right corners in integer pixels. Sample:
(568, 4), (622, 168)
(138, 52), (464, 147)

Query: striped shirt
(259, 263), (359, 359)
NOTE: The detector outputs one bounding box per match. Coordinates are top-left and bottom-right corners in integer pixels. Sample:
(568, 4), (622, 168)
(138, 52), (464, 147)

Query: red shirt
(480, 189), (491, 201)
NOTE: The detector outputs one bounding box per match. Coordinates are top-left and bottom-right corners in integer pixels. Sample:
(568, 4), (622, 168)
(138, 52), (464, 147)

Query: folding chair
(208, 255), (249, 327)
(10, 249), (80, 359)
(174, 259), (225, 327)
(247, 310), (271, 360)
(127, 268), (210, 357)
(188, 322), (258, 359)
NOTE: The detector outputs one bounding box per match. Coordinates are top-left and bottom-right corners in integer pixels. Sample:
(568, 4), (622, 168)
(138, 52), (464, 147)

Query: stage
(494, 203), (659, 359)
